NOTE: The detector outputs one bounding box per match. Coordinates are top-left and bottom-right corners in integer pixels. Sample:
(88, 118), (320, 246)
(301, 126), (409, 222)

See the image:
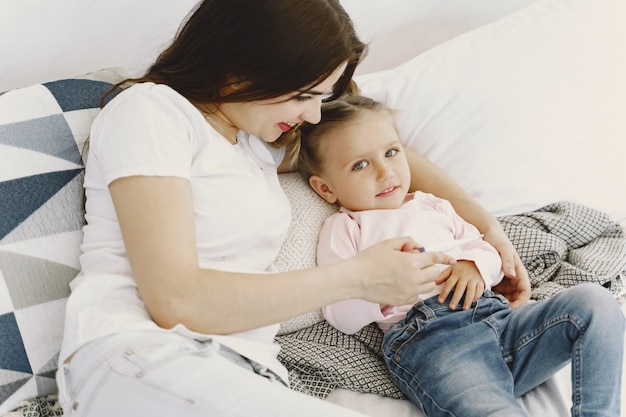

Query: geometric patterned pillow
(0, 67), (125, 415)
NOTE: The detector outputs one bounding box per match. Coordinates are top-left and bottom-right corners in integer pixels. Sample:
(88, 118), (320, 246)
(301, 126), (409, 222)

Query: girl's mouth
(377, 186), (398, 197)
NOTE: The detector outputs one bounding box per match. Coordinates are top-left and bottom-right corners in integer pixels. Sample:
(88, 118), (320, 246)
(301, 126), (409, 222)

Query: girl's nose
(376, 162), (394, 181)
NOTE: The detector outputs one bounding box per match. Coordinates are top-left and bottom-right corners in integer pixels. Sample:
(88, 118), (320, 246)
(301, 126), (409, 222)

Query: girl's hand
(436, 261), (484, 310)
(481, 227), (531, 308)
(354, 237), (456, 307)
(492, 275), (532, 309)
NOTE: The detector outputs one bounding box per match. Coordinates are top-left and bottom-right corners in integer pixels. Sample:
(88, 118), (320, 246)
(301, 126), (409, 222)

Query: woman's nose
(301, 100), (322, 124)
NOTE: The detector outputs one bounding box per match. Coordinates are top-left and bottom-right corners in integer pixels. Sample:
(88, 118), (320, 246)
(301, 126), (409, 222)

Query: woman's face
(310, 110), (411, 212)
(219, 62), (347, 142)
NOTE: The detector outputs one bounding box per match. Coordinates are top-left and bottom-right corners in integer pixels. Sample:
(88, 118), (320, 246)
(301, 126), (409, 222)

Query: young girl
(298, 95), (624, 417)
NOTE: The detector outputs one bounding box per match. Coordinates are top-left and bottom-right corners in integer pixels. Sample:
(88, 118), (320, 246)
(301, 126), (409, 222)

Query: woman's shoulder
(103, 83), (193, 116)
(93, 82), (202, 138)
(90, 82), (205, 159)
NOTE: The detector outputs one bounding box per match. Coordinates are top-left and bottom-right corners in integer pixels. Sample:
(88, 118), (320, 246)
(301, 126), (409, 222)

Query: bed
(1, 0), (625, 415)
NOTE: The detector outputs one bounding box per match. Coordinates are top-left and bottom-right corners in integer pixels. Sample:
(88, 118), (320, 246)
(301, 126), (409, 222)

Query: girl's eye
(385, 148), (399, 157)
(352, 160), (368, 171)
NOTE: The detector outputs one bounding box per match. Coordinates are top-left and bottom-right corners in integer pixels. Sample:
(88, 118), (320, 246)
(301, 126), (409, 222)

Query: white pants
(57, 330), (368, 417)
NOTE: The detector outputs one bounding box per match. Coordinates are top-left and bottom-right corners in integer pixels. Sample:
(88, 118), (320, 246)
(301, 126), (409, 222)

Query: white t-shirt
(60, 83), (292, 382)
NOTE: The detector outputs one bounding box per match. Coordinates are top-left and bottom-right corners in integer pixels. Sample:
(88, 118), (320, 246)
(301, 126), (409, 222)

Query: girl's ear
(309, 175), (337, 204)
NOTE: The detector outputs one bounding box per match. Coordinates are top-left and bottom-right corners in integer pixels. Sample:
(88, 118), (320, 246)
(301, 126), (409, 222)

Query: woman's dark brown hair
(156, 0), (365, 100)
(105, 0), (366, 112)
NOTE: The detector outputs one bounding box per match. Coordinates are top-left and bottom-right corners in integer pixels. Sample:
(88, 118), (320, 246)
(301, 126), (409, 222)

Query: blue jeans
(382, 283), (624, 417)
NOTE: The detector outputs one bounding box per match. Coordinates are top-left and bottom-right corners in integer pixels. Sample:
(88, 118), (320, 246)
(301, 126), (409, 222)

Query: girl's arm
(109, 175), (453, 335)
(404, 148), (531, 307)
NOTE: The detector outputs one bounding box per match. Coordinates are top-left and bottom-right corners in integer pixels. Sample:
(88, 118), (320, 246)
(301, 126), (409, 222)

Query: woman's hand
(436, 261), (484, 310)
(482, 227), (531, 308)
(352, 237), (456, 307)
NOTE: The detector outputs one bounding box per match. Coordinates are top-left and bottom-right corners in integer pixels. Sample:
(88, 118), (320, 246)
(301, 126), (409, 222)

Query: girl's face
(218, 62), (347, 142)
(309, 110), (411, 211)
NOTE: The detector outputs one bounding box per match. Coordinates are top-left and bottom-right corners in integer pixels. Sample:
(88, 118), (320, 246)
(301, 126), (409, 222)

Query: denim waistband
(412, 290), (497, 320)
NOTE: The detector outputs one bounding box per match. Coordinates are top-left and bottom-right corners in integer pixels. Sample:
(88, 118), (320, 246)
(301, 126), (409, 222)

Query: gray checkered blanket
(498, 202), (625, 300)
(276, 320), (404, 399)
(276, 202), (626, 399)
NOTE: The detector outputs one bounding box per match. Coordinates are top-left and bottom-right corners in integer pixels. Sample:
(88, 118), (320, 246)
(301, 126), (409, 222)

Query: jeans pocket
(472, 292), (510, 322)
(57, 339), (124, 416)
(384, 314), (426, 360)
(57, 358), (75, 414)
(107, 337), (217, 379)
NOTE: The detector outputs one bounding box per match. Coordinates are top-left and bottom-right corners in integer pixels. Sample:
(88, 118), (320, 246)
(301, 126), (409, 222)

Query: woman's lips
(278, 122), (295, 132)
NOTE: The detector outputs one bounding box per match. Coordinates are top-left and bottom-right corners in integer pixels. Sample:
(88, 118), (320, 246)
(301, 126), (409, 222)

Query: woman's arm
(109, 175), (454, 334)
(404, 148), (531, 307)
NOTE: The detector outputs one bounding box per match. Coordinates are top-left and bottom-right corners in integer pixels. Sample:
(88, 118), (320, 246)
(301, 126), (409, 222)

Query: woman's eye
(321, 91), (335, 103)
(352, 161), (368, 170)
(385, 148), (399, 157)
(295, 95), (313, 102)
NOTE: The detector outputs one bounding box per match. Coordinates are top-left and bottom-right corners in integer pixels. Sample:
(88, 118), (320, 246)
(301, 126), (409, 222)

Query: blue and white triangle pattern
(0, 74), (118, 414)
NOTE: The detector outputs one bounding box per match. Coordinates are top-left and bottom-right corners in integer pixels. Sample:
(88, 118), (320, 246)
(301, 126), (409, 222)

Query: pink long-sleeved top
(317, 191), (504, 335)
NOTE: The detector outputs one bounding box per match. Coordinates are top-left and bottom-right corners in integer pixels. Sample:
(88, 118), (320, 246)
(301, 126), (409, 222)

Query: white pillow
(342, 0), (539, 75)
(356, 0), (626, 222)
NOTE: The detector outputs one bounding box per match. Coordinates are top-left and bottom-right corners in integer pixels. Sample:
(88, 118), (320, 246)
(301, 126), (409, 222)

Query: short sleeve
(90, 84), (195, 185)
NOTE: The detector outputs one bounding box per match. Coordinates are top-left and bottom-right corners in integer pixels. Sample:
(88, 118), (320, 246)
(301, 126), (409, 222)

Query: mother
(56, 0), (530, 416)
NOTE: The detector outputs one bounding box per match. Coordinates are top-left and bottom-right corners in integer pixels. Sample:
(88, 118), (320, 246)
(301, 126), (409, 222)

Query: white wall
(0, 0), (198, 92)
(0, 0), (537, 92)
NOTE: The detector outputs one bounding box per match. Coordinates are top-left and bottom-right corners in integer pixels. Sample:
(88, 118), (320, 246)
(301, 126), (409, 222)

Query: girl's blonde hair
(296, 95), (392, 180)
